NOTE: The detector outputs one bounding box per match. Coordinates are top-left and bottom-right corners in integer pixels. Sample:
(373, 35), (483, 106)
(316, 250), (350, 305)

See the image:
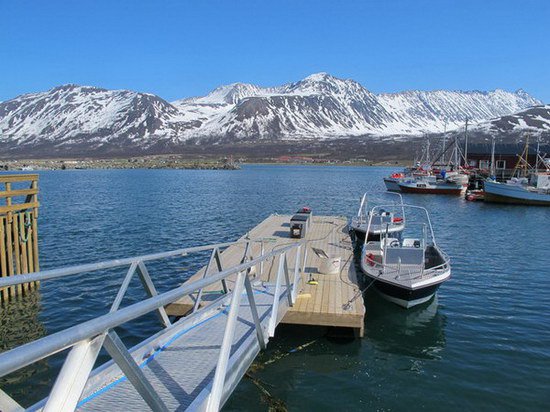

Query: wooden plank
(0, 202), (40, 214)
(0, 188), (38, 198)
(0, 174), (39, 183)
(166, 214), (366, 334)
(4, 183), (15, 300)
(0, 216), (8, 302)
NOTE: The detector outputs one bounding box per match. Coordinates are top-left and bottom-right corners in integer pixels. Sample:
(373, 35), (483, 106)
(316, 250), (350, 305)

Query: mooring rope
(19, 211), (32, 243)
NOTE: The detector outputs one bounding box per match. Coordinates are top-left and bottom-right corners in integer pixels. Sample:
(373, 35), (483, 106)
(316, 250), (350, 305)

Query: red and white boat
(398, 175), (465, 195)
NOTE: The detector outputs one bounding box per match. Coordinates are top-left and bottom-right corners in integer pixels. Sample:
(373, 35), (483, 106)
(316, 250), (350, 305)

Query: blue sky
(1, 0), (549, 102)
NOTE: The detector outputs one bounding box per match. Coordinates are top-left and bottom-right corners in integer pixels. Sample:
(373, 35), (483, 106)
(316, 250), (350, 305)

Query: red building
(467, 143), (549, 180)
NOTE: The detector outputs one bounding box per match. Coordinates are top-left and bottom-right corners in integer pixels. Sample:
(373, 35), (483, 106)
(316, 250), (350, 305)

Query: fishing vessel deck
(167, 214), (365, 336)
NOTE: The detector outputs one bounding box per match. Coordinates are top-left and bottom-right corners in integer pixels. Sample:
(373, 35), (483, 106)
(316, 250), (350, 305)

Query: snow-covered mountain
(468, 104), (550, 137)
(0, 73), (543, 155)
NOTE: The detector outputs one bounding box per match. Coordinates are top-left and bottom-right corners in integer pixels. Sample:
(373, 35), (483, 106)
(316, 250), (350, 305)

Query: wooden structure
(0, 174), (40, 303)
(167, 214), (366, 336)
(467, 143), (550, 181)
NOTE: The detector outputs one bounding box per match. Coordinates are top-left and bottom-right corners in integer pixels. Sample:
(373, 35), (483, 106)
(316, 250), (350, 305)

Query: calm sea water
(1, 165), (549, 410)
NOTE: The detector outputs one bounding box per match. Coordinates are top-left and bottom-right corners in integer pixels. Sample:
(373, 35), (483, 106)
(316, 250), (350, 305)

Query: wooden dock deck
(167, 214), (366, 337)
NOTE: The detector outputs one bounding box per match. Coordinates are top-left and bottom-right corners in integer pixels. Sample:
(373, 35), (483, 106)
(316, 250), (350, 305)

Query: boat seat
(385, 248), (424, 265)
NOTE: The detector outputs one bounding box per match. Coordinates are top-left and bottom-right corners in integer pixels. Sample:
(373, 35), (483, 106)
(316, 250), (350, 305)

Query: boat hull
(351, 229), (386, 243)
(383, 178), (402, 192)
(367, 277), (441, 309)
(484, 181), (550, 206)
(398, 185), (463, 195)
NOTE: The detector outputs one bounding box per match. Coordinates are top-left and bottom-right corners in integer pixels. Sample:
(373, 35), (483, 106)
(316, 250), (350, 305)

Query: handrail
(0, 241), (301, 377)
(0, 239), (269, 288)
(0, 237), (305, 412)
(366, 256), (449, 281)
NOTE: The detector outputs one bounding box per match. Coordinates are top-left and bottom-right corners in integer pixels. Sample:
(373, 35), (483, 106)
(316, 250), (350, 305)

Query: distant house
(467, 143), (550, 179)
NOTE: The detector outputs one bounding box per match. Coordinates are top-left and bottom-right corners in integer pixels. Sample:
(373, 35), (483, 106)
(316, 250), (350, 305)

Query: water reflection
(365, 289), (447, 360)
(0, 291), (51, 406)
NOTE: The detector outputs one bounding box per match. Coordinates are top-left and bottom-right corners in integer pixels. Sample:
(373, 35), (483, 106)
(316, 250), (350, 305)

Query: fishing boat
(384, 173), (406, 192)
(483, 136), (550, 206)
(360, 205), (451, 308)
(397, 175), (465, 195)
(484, 175), (550, 206)
(350, 192), (405, 242)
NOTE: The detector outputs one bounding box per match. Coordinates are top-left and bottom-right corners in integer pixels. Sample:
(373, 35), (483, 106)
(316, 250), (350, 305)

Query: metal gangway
(0, 239), (305, 411)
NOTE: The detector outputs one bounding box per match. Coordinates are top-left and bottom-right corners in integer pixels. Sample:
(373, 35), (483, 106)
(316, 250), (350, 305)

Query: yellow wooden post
(0, 216), (8, 302)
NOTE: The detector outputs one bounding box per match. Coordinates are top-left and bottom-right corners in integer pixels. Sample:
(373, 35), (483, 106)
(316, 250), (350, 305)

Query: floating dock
(167, 214), (365, 337)
(0, 213), (365, 412)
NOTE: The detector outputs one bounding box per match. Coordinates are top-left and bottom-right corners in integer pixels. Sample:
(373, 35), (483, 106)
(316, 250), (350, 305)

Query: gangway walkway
(0, 239), (304, 412)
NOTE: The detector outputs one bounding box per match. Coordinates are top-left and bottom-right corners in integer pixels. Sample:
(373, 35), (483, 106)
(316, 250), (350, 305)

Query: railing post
(268, 253), (285, 337)
(207, 270), (247, 412)
(397, 257), (401, 280)
(301, 246), (308, 276)
(291, 244), (302, 304)
(282, 254), (293, 307)
(259, 240), (265, 278)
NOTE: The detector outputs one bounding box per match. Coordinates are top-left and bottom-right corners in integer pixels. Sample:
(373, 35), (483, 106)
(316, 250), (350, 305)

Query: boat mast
(535, 136), (540, 174)
(512, 134), (531, 178)
(463, 118), (469, 168)
(441, 121), (448, 165)
(426, 134), (431, 164)
(490, 136), (496, 178)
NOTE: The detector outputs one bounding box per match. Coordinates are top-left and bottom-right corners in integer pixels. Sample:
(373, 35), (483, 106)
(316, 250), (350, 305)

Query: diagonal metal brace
(110, 262), (138, 312)
(193, 247), (219, 312)
(104, 331), (168, 412)
(137, 261), (171, 328)
(213, 248), (229, 294)
(244, 276), (266, 350)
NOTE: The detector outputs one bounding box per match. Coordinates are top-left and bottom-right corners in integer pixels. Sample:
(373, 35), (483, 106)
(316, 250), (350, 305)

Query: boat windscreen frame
(364, 204), (436, 247)
(357, 191), (405, 223)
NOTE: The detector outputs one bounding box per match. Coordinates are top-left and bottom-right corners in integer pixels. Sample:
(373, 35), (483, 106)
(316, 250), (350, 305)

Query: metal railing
(0, 238), (306, 412)
(364, 248), (450, 282)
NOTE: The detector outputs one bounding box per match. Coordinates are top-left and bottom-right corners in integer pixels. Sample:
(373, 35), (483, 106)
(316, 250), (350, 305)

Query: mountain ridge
(0, 73), (545, 156)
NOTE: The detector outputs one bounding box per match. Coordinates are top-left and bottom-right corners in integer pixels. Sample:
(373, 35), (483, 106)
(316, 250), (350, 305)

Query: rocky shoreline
(0, 155), (241, 171)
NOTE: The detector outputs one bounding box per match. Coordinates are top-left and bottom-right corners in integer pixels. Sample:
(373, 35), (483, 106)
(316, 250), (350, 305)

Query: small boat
(360, 205), (451, 308)
(465, 189), (484, 202)
(384, 173), (406, 192)
(398, 175), (465, 195)
(350, 192), (405, 242)
(484, 175), (550, 206)
(483, 136), (550, 206)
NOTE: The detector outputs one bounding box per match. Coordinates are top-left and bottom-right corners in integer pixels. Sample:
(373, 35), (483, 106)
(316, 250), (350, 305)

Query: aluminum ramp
(78, 286), (287, 411)
(0, 240), (303, 412)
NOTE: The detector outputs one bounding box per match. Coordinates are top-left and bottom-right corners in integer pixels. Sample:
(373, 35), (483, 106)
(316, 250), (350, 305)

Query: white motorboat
(350, 192), (405, 242)
(360, 205), (451, 308)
